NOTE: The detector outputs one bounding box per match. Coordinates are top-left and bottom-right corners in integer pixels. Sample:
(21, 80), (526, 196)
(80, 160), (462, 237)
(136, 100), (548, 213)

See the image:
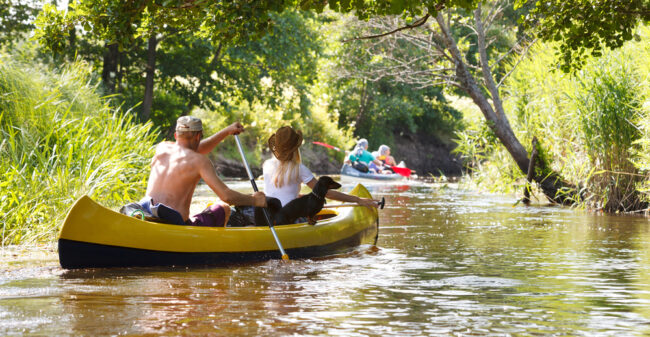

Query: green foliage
(520, 0), (650, 72)
(0, 54), (158, 245)
(304, 0), (478, 18)
(455, 26), (650, 210)
(320, 11), (467, 150)
(572, 53), (644, 211)
(0, 0), (40, 47)
(154, 10), (322, 113)
(34, 1), (289, 53)
(34, 7), (323, 135)
(192, 82), (355, 168)
(330, 77), (462, 148)
(33, 0), (484, 55)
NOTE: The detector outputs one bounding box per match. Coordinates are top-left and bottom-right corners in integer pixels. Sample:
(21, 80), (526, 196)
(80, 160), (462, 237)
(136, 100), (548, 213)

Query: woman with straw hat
(264, 126), (378, 213)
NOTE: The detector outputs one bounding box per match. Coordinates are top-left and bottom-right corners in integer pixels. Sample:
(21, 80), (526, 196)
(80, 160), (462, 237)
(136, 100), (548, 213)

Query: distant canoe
(58, 184), (379, 269)
(340, 164), (405, 182)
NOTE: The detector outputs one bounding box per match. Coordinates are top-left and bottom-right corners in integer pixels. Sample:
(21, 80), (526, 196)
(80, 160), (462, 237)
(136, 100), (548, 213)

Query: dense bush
(0, 55), (158, 245)
(454, 26), (650, 211)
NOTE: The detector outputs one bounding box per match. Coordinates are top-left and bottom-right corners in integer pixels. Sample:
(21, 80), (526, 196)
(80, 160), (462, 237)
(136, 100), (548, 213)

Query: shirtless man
(138, 116), (266, 227)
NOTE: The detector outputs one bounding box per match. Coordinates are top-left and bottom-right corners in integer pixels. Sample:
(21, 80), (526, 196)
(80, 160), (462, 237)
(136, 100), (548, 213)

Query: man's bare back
(143, 117), (265, 223)
(145, 141), (202, 220)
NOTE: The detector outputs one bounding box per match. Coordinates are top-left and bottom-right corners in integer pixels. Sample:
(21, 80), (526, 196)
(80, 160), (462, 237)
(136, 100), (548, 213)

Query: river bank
(214, 131), (463, 178)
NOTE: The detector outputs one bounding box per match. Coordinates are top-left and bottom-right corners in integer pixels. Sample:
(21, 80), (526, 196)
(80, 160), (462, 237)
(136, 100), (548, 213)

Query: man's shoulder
(155, 141), (176, 151)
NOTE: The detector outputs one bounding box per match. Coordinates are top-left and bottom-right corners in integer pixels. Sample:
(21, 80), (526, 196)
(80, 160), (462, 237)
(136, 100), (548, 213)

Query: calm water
(2, 180), (650, 336)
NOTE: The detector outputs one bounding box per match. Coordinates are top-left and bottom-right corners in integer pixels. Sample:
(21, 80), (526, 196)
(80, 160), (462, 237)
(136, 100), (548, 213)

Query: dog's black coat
(272, 176), (342, 226)
(254, 197), (282, 226)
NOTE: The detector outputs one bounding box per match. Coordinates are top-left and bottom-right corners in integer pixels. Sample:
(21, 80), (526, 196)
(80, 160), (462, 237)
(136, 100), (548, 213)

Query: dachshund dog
(254, 197), (282, 227)
(274, 176), (342, 226)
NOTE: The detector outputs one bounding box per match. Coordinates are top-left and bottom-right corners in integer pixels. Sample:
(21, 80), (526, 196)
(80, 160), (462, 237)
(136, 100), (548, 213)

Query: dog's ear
(329, 181), (342, 189)
(321, 175), (341, 190)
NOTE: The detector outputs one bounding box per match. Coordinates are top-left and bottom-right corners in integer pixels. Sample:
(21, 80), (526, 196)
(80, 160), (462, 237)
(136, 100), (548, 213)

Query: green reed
(454, 25), (650, 211)
(0, 55), (158, 245)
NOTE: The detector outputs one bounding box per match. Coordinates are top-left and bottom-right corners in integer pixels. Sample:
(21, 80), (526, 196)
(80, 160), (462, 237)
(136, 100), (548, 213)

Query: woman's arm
(305, 178), (378, 208)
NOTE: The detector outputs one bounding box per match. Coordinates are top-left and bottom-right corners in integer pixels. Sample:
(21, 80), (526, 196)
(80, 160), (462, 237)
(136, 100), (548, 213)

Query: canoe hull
(59, 223), (375, 268)
(58, 184), (378, 269)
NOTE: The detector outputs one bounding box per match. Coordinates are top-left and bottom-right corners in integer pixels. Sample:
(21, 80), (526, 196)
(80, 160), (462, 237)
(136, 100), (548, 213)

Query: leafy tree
(329, 75), (461, 148)
(519, 0), (650, 72)
(35, 3), (322, 133)
(319, 0), (577, 204)
(34, 0), (296, 119)
(0, 0), (41, 47)
(32, 0), (581, 203)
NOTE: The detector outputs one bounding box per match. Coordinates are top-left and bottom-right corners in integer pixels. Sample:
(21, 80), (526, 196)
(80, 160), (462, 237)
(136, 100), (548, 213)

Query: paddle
(311, 141), (412, 177)
(323, 197), (386, 209)
(234, 135), (289, 261)
(312, 141), (341, 152)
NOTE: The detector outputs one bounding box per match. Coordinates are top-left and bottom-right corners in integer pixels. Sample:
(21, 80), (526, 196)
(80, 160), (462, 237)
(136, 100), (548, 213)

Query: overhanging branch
(342, 14), (431, 43)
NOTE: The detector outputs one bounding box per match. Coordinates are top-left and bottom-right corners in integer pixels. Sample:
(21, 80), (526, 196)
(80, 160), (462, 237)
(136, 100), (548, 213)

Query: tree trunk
(116, 51), (124, 94)
(142, 34), (158, 121)
(356, 79), (369, 126)
(523, 137), (538, 205)
(101, 43), (119, 93)
(435, 12), (577, 205)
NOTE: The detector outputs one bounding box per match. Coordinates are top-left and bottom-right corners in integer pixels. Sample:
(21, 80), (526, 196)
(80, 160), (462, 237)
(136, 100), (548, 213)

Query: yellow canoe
(58, 184), (379, 269)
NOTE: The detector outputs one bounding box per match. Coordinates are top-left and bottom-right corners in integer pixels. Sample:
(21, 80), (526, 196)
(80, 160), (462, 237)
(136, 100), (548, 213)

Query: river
(2, 179), (650, 336)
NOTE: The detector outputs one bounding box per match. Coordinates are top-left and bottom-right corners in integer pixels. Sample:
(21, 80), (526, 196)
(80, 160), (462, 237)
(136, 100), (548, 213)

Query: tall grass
(0, 54), (158, 245)
(453, 25), (650, 211)
(572, 54), (645, 211)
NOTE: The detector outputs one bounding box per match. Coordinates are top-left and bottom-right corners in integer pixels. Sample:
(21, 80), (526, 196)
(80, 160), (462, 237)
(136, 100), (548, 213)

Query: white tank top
(262, 159), (315, 206)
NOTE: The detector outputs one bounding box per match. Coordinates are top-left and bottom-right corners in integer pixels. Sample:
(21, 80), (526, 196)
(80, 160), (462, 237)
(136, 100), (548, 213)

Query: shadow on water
(3, 180), (650, 336)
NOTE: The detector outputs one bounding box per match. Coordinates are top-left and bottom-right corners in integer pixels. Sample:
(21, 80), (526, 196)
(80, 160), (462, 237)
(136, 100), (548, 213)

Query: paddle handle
(234, 135), (289, 260)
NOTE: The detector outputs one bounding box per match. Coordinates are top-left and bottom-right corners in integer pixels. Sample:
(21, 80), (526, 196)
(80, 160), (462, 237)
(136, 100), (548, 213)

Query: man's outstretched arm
(197, 122), (244, 155)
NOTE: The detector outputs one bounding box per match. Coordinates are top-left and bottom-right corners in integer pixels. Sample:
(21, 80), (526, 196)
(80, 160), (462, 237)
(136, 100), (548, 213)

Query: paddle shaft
(323, 197), (386, 209)
(234, 135), (289, 260)
(322, 203), (359, 208)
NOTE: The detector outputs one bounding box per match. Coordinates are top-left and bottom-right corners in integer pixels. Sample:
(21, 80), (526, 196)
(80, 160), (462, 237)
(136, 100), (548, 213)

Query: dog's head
(313, 175), (342, 198)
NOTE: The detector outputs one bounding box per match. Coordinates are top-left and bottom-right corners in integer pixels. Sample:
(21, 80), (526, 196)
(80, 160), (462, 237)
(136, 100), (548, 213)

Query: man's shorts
(188, 203), (227, 227)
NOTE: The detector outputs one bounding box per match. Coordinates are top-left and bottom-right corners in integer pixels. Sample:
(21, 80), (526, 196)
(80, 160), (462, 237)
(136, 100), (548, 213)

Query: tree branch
(342, 14), (430, 43)
(497, 37), (538, 88)
(474, 3), (505, 119)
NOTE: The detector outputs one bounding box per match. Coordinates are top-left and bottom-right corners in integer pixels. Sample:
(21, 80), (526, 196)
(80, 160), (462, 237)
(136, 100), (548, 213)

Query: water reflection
(2, 181), (650, 335)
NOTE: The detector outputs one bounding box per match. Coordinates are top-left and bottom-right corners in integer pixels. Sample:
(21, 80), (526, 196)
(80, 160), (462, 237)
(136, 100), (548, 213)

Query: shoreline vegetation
(4, 23), (650, 246)
(1, 5), (649, 246)
(453, 25), (650, 213)
(1, 55), (158, 246)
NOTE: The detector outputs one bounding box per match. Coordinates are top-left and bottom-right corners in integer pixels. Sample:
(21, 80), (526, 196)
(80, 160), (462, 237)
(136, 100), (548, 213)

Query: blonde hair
(272, 149), (301, 188)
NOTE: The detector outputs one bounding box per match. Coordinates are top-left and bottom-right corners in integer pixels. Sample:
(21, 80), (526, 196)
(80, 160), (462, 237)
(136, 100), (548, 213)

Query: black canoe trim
(58, 223), (378, 269)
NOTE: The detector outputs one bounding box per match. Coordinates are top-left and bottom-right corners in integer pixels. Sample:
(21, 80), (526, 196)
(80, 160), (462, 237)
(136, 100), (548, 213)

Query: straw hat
(268, 126), (303, 161)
